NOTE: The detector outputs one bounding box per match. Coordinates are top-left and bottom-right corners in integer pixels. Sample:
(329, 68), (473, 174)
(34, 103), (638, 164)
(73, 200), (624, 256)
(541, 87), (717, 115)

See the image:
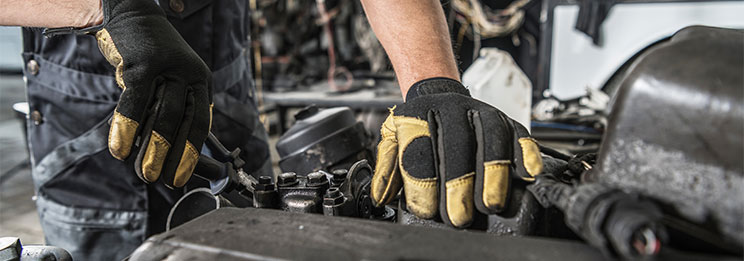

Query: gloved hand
(58, 0), (212, 188)
(371, 78), (543, 228)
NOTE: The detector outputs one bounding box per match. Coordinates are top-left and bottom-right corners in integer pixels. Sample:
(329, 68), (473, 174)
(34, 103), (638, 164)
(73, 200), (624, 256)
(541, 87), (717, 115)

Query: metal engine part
(528, 176), (667, 259)
(253, 159), (394, 220)
(130, 208), (607, 261)
(0, 237), (72, 261)
(397, 182), (546, 237)
(592, 25), (744, 249)
(128, 207), (730, 261)
(275, 105), (373, 175)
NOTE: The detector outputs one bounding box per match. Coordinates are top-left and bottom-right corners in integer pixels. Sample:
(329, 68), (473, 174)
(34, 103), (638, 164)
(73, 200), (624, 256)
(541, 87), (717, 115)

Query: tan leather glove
(370, 78), (543, 227)
(45, 0), (213, 188)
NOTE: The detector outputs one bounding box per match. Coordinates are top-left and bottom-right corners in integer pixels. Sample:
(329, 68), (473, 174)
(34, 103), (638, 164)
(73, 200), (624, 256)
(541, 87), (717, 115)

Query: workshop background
(1, 0), (743, 258)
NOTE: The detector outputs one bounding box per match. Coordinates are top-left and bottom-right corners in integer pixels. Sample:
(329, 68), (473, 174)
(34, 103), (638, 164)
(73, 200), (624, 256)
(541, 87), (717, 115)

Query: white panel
(549, 2), (744, 100)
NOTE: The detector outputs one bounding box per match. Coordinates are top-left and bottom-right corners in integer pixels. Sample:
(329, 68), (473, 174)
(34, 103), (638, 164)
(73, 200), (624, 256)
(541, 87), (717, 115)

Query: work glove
(47, 0), (213, 188)
(370, 78), (543, 228)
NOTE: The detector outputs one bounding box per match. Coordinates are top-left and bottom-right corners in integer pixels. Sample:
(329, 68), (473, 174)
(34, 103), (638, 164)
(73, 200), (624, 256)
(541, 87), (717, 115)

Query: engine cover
(594, 26), (744, 246)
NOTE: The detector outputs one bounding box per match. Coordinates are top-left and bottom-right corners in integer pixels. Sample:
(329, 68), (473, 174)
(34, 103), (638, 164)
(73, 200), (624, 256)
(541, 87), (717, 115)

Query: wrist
(405, 77), (470, 101)
(78, 0), (104, 28)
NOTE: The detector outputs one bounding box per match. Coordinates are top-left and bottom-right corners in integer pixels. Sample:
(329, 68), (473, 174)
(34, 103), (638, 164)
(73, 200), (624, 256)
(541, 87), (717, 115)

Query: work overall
(21, 1), (270, 259)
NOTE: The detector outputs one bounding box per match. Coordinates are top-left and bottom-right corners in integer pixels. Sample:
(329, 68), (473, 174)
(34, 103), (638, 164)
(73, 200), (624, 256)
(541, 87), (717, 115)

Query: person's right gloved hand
(54, 0), (213, 188)
(370, 78), (543, 228)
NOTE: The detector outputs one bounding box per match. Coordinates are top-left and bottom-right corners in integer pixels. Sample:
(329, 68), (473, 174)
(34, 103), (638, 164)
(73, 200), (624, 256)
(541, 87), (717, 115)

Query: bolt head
(306, 171), (328, 187)
(324, 188), (344, 205)
(278, 172), (298, 187)
(258, 176), (272, 184)
(331, 169), (348, 181)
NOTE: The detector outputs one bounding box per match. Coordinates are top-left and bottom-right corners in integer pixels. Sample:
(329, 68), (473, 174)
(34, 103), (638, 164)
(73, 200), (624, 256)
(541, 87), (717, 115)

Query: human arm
(0, 0), (102, 28)
(360, 0), (460, 100)
(361, 0), (544, 228)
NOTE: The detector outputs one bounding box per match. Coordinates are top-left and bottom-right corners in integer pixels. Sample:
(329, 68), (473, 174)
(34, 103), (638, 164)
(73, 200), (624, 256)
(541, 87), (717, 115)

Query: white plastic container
(462, 48), (532, 131)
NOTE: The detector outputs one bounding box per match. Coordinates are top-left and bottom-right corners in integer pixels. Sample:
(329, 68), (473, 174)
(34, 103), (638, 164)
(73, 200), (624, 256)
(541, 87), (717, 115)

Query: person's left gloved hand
(370, 78), (543, 228)
(46, 0), (213, 188)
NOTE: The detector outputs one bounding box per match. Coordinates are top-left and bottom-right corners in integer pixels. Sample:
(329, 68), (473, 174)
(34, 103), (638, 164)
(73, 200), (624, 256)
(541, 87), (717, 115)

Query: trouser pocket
(36, 194), (147, 260)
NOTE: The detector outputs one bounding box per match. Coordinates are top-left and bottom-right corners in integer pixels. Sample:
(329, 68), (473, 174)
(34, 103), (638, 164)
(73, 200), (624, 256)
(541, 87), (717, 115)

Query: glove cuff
(43, 0), (163, 37)
(43, 1), (111, 37)
(405, 77), (470, 101)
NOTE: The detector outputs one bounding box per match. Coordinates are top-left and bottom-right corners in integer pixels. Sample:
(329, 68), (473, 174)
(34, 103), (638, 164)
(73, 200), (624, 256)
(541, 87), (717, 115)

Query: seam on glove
(445, 172), (475, 188)
(444, 172), (475, 227)
(391, 115), (429, 128)
(379, 108), (398, 140)
(401, 169), (438, 219)
(484, 160), (511, 168)
(208, 103), (214, 132)
(401, 171), (437, 187)
(95, 29), (127, 90)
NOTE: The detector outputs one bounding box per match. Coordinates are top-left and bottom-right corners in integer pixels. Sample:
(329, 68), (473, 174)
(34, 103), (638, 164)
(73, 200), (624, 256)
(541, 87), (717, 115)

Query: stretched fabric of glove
(47, 0), (213, 188)
(371, 78), (543, 228)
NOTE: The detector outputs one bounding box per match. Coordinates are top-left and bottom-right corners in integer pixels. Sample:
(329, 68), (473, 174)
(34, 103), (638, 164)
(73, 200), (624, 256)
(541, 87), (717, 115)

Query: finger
(471, 110), (511, 214)
(511, 121), (543, 181)
(371, 109), (403, 207)
(139, 130), (170, 183)
(109, 82), (155, 161)
(397, 114), (438, 219)
(135, 79), (187, 186)
(431, 110), (476, 228)
(171, 84), (211, 187)
(158, 88), (195, 188)
(109, 110), (139, 161)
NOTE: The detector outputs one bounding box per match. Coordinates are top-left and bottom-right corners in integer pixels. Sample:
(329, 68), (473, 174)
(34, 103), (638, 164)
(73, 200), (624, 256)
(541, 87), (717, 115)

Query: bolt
(324, 188), (344, 205)
(331, 169), (348, 186)
(277, 172), (298, 187)
(306, 171), (329, 187)
(255, 176), (275, 191)
(258, 176), (272, 184)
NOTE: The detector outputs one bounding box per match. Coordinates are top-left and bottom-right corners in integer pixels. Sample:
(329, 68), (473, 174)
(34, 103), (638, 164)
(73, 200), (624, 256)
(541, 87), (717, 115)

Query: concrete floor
(0, 74), (44, 244)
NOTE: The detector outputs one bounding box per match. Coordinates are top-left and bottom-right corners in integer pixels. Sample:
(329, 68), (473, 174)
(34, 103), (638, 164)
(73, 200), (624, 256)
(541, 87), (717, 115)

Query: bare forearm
(360, 0), (460, 99)
(0, 0), (103, 28)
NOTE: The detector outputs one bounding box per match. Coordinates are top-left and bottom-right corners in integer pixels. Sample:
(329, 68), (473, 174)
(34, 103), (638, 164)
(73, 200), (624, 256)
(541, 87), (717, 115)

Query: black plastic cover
(276, 106), (369, 174)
